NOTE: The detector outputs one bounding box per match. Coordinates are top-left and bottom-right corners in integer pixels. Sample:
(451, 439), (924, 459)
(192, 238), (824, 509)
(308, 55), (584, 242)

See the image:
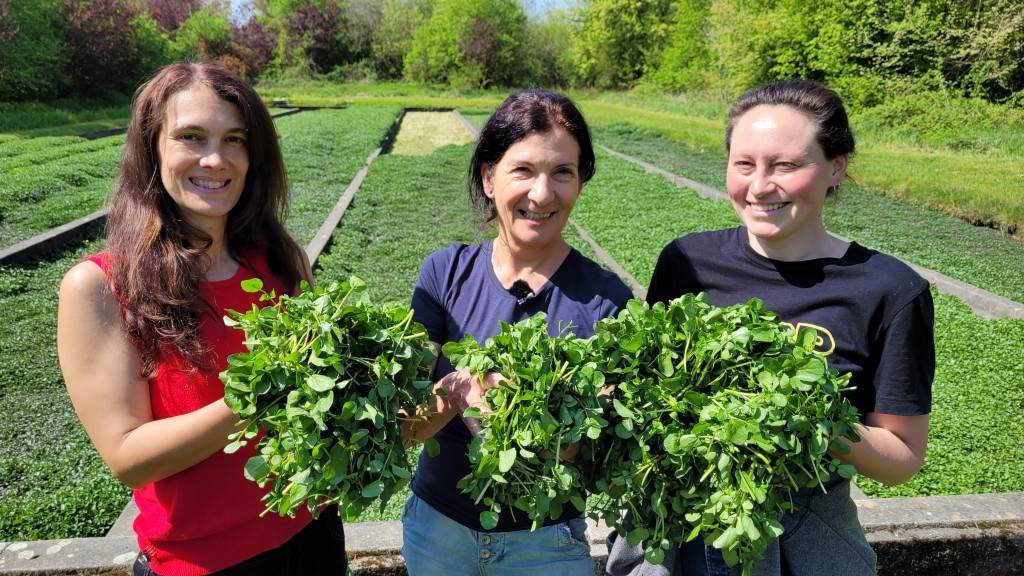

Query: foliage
(587, 296), (860, 569)
(370, 0), (431, 80)
(569, 0), (674, 89)
(404, 0), (527, 90)
(172, 4), (234, 62)
(0, 0), (66, 101)
(232, 15), (277, 78)
(145, 0), (203, 32)
(518, 10), (575, 88)
(221, 276), (437, 520)
(638, 0), (1024, 105)
(280, 0), (355, 74)
(443, 314), (607, 530)
(62, 0), (154, 99)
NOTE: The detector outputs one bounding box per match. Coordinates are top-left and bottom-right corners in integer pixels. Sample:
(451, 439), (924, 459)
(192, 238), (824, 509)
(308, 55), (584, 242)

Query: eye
(178, 133), (201, 142)
(226, 135), (247, 145)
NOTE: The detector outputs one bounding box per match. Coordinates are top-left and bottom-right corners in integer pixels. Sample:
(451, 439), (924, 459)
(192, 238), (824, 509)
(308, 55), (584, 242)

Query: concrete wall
(3, 492), (1022, 575)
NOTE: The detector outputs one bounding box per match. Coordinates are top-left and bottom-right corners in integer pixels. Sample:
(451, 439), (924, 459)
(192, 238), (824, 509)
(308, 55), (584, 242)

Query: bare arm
(401, 343), (503, 445)
(833, 412), (929, 486)
(57, 261), (242, 489)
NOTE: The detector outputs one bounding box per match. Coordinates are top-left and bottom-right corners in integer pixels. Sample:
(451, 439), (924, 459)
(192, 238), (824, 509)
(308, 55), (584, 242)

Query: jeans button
(480, 549), (491, 559)
(481, 535), (491, 545)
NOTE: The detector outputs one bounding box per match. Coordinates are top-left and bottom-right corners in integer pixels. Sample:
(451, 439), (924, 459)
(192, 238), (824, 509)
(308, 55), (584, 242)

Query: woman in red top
(57, 62), (347, 575)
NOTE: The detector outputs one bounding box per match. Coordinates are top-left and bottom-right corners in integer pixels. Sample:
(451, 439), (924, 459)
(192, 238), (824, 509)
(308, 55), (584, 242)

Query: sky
(227, 0), (576, 22)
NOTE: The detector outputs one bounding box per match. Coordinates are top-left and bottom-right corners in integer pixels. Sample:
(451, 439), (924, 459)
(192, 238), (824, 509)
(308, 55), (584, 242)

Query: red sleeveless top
(87, 251), (312, 575)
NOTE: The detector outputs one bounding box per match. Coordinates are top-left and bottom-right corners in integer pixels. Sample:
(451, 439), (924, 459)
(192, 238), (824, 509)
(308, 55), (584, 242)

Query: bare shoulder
(59, 259), (117, 318)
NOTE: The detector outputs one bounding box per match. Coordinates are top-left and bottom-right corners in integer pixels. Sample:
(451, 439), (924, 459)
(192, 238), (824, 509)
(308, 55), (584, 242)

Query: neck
(491, 237), (571, 292)
(747, 226), (848, 261)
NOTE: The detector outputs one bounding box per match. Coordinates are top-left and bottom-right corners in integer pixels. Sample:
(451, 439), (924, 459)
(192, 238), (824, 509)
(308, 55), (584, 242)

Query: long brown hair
(106, 61), (305, 376)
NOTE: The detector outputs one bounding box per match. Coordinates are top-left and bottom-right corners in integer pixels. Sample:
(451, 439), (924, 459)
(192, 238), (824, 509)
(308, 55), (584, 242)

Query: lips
(520, 209), (555, 220)
(747, 201), (788, 212)
(190, 177), (230, 190)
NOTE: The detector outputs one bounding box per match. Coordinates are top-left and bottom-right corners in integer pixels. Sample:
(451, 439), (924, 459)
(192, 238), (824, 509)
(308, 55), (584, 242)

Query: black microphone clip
(508, 279), (535, 305)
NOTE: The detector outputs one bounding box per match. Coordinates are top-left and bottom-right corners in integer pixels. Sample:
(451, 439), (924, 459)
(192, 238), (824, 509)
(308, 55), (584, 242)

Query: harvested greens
(586, 295), (861, 571)
(221, 277), (437, 520)
(442, 313), (608, 530)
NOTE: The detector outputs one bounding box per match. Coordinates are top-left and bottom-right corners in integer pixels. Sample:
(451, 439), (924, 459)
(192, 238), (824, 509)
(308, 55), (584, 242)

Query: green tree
(519, 8), (574, 88)
(0, 0), (66, 101)
(404, 0), (527, 89)
(569, 0), (674, 89)
(172, 3), (234, 61)
(371, 0), (429, 80)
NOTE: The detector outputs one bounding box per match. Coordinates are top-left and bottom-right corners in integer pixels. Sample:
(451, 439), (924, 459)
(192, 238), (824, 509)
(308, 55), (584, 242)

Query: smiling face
(157, 83), (249, 233)
(483, 128), (583, 256)
(726, 104), (847, 258)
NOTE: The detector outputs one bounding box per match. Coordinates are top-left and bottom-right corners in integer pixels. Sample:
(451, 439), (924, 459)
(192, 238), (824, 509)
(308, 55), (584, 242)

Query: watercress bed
(442, 313), (608, 531)
(587, 295), (861, 572)
(221, 276), (437, 520)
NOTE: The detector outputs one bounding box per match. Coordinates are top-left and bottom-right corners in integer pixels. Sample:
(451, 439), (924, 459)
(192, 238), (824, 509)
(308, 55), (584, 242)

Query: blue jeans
(401, 492), (595, 576)
(133, 506), (348, 576)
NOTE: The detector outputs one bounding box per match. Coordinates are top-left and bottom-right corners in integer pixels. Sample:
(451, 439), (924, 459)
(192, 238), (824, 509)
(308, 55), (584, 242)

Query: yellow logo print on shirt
(780, 322), (836, 356)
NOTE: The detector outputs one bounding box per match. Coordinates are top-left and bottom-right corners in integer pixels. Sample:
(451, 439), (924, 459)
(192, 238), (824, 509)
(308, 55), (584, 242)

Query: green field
(0, 95), (1021, 541)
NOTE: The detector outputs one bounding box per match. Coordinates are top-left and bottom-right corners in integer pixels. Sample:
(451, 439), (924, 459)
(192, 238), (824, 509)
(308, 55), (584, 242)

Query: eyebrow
(170, 124), (247, 134)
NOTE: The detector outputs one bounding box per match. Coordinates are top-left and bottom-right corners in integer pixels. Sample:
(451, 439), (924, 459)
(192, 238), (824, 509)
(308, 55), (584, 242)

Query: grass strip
(276, 106), (401, 246)
(0, 138), (123, 249)
(0, 239), (131, 540)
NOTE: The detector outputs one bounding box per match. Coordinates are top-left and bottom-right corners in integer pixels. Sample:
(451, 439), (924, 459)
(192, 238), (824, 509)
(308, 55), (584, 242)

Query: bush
(0, 0), (66, 101)
(404, 0), (527, 89)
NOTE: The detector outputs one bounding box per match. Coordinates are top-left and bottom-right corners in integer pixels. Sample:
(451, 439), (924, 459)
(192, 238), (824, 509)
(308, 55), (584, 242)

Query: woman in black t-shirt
(606, 79), (934, 576)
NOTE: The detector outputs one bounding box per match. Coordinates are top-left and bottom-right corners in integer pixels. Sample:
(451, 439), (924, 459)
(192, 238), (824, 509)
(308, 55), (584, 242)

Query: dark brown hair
(726, 79), (856, 161)
(467, 89), (596, 224)
(106, 61), (305, 376)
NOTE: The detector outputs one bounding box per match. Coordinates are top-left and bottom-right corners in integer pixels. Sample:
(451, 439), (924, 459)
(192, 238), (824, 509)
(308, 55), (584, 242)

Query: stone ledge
(3, 492), (1021, 575)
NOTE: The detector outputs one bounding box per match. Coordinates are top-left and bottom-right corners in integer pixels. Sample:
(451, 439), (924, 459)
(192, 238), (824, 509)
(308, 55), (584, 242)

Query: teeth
(521, 210), (553, 220)
(749, 202), (786, 212)
(192, 178), (227, 190)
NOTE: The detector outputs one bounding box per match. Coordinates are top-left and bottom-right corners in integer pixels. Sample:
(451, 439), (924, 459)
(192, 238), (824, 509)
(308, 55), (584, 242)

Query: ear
(831, 155), (849, 187)
(481, 163), (494, 197)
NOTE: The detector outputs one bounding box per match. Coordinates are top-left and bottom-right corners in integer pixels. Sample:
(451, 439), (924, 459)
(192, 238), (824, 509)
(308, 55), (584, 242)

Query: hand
(440, 368), (506, 437)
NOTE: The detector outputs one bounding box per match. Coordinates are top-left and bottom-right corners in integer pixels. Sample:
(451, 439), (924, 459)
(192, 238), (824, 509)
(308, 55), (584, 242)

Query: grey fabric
(605, 478), (875, 576)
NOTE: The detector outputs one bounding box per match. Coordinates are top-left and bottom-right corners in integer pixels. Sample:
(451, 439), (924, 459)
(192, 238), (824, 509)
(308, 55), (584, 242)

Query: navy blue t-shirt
(410, 240), (634, 531)
(646, 227), (934, 418)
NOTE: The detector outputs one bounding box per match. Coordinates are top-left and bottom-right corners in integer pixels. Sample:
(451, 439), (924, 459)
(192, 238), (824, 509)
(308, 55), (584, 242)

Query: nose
(528, 173), (555, 203)
(749, 167), (775, 197)
(198, 143), (226, 169)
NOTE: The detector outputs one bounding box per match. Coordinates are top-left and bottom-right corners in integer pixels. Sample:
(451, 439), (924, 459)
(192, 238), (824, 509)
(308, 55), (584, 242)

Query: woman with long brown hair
(57, 61), (347, 575)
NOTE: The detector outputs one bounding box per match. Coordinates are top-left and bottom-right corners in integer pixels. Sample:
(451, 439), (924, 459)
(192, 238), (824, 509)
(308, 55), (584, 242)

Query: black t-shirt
(647, 227), (934, 417)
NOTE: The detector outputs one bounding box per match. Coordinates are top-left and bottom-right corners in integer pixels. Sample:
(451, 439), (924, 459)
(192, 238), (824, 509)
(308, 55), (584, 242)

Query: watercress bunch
(221, 276), (437, 520)
(586, 294), (860, 573)
(442, 313), (608, 531)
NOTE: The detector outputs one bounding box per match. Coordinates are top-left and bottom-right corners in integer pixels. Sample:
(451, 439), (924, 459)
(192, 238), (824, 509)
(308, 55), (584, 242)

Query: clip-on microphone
(507, 279), (535, 305)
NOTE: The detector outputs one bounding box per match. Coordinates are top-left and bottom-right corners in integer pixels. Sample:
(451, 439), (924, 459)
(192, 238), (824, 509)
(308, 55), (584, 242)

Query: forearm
(401, 384), (458, 446)
(833, 413), (929, 486)
(108, 400), (243, 488)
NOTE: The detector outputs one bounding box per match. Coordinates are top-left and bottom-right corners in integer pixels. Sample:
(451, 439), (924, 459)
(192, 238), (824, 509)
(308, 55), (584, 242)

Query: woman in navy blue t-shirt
(400, 89), (633, 575)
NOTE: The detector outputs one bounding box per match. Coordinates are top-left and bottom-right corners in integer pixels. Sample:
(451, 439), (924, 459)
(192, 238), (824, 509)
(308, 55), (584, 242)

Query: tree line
(1, 0), (1021, 107)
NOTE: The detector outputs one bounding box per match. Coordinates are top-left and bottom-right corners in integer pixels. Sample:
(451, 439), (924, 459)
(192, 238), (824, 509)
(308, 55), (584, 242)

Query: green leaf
(240, 278), (264, 293)
(361, 481), (384, 498)
(307, 373), (336, 392)
(480, 511), (500, 530)
(498, 448), (517, 473)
